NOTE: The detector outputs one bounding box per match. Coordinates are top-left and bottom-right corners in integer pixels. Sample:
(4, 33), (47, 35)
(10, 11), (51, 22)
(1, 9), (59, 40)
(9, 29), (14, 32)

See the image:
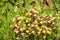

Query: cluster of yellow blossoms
(12, 7), (58, 39)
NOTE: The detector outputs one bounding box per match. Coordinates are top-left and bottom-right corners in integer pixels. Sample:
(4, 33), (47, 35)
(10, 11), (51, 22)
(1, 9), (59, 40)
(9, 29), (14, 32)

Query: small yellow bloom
(17, 17), (21, 20)
(16, 26), (19, 28)
(47, 31), (51, 35)
(38, 31), (40, 34)
(16, 37), (19, 40)
(34, 14), (37, 17)
(23, 17), (25, 19)
(15, 24), (17, 27)
(21, 33), (25, 37)
(49, 14), (52, 17)
(32, 9), (38, 13)
(26, 30), (29, 33)
(31, 31), (35, 34)
(58, 16), (60, 20)
(31, 24), (34, 27)
(36, 27), (40, 30)
(28, 27), (30, 29)
(14, 29), (18, 34)
(51, 18), (55, 21)
(29, 18), (31, 21)
(48, 21), (51, 23)
(22, 26), (26, 30)
(42, 30), (46, 33)
(52, 22), (55, 24)
(12, 18), (15, 22)
(18, 21), (21, 23)
(39, 29), (42, 31)
(43, 36), (46, 39)
(28, 23), (30, 26)
(28, 13), (32, 16)
(17, 23), (21, 25)
(26, 13), (28, 16)
(35, 25), (38, 28)
(34, 20), (38, 23)
(20, 28), (23, 31)
(37, 16), (40, 19)
(26, 20), (29, 23)
(40, 21), (43, 24)
(48, 28), (52, 31)
(23, 24), (26, 27)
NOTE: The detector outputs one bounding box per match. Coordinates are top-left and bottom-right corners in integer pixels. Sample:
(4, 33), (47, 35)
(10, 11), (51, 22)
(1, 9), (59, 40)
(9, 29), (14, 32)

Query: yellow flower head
(48, 28), (52, 31)
(18, 21), (21, 23)
(32, 9), (38, 13)
(16, 37), (19, 40)
(42, 30), (46, 33)
(52, 22), (55, 24)
(28, 12), (32, 16)
(31, 24), (34, 27)
(48, 20), (51, 23)
(40, 21), (43, 24)
(37, 16), (40, 19)
(39, 29), (42, 31)
(28, 23), (30, 26)
(20, 28), (23, 31)
(47, 31), (51, 35)
(34, 14), (37, 17)
(26, 13), (28, 16)
(31, 31), (35, 34)
(34, 20), (38, 24)
(17, 17), (21, 20)
(38, 31), (40, 35)
(23, 24), (26, 27)
(35, 25), (38, 28)
(43, 36), (46, 39)
(22, 26), (26, 30)
(21, 33), (25, 37)
(13, 18), (15, 22)
(14, 29), (18, 34)
(58, 16), (60, 20)
(36, 27), (40, 30)
(26, 20), (29, 23)
(26, 30), (29, 33)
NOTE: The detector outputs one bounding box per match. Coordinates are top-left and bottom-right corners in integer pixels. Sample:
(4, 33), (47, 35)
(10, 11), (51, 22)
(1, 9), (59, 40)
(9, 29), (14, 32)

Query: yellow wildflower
(28, 12), (32, 16)
(34, 14), (37, 17)
(47, 31), (51, 35)
(40, 21), (43, 24)
(34, 20), (38, 24)
(26, 30), (29, 33)
(28, 23), (30, 26)
(14, 29), (18, 34)
(31, 31), (35, 34)
(16, 37), (19, 40)
(35, 25), (38, 28)
(31, 24), (34, 27)
(38, 31), (40, 34)
(20, 28), (23, 31)
(23, 24), (26, 27)
(42, 30), (46, 33)
(26, 20), (29, 23)
(21, 33), (25, 37)
(36, 27), (40, 30)
(43, 36), (46, 39)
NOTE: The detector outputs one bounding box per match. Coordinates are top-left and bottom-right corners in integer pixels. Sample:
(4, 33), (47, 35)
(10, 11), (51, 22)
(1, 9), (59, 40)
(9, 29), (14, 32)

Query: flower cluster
(12, 7), (58, 40)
